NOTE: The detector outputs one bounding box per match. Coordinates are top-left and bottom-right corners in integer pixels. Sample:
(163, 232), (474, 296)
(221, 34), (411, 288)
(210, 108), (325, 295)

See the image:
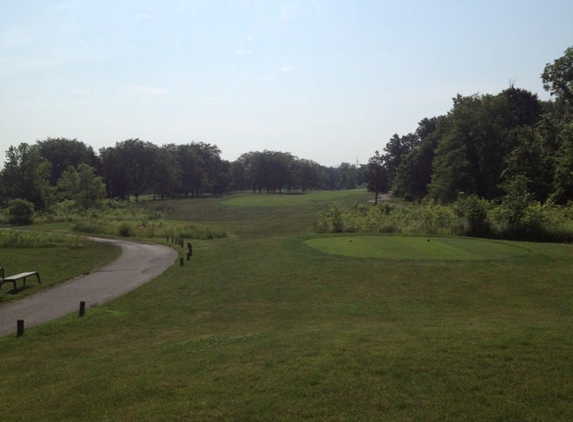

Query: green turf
(1, 192), (572, 421)
(223, 190), (369, 207)
(304, 235), (530, 260)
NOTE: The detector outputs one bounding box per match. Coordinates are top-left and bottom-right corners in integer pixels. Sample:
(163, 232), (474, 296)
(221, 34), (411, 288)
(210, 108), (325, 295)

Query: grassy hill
(1, 191), (572, 421)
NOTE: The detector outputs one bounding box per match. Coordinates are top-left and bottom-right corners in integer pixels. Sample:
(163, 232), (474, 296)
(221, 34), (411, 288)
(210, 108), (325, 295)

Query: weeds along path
(0, 237), (177, 337)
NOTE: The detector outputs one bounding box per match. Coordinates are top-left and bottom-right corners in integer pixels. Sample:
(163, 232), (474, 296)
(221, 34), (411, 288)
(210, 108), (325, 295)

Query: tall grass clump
(314, 196), (573, 243)
(315, 201), (457, 235)
(0, 230), (94, 248)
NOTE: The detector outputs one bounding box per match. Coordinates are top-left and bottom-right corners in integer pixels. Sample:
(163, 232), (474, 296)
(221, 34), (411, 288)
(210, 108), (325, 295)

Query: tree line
(0, 137), (365, 212)
(368, 46), (573, 206)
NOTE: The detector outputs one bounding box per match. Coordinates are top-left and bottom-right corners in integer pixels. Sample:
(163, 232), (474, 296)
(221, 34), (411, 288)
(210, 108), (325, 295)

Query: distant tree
(501, 86), (543, 128)
(383, 133), (419, 185)
(364, 151), (389, 205)
(34, 138), (98, 186)
(57, 164), (106, 210)
(541, 46), (573, 203)
(0, 143), (53, 210)
(176, 144), (204, 197)
(501, 127), (553, 202)
(428, 93), (520, 202)
(550, 123), (573, 203)
(152, 144), (181, 199)
(297, 159), (323, 191)
(392, 117), (442, 201)
(99, 146), (129, 200)
(115, 139), (156, 200)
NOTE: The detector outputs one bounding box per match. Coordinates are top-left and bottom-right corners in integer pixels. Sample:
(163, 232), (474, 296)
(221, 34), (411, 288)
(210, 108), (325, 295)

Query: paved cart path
(0, 238), (177, 337)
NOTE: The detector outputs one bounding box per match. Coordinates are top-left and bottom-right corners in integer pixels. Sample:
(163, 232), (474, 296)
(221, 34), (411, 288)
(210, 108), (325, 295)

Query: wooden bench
(0, 267), (41, 293)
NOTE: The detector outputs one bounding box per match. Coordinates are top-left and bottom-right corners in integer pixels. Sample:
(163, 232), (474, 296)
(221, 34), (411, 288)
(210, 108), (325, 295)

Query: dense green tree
(99, 146), (129, 200)
(194, 142), (227, 195)
(176, 144), (204, 197)
(115, 139), (157, 200)
(364, 151), (389, 205)
(57, 164), (106, 209)
(501, 127), (553, 202)
(501, 86), (543, 128)
(542, 46), (573, 203)
(550, 122), (573, 203)
(0, 143), (53, 210)
(542, 46), (573, 108)
(428, 92), (537, 202)
(392, 117), (442, 201)
(34, 138), (98, 186)
(383, 133), (419, 184)
(296, 159), (324, 191)
(152, 144), (181, 199)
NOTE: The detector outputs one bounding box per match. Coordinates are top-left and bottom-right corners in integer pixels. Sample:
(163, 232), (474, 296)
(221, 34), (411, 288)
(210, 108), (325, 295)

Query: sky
(1, 0), (572, 167)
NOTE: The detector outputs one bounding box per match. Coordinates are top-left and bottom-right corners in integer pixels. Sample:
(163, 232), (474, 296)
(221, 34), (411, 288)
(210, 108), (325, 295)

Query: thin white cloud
(0, 57), (71, 75)
(129, 84), (168, 96)
(278, 66), (293, 73)
(73, 88), (90, 96)
(235, 49), (254, 55)
(135, 13), (152, 20)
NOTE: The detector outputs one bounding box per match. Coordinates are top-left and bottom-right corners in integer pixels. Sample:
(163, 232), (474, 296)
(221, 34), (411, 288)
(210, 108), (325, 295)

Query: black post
(188, 244), (192, 256)
(79, 301), (86, 317)
(180, 257), (184, 266)
(187, 252), (190, 261)
(17, 320), (24, 337)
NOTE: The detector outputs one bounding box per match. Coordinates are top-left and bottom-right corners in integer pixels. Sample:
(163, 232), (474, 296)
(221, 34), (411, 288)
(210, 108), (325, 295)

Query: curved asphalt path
(0, 237), (177, 337)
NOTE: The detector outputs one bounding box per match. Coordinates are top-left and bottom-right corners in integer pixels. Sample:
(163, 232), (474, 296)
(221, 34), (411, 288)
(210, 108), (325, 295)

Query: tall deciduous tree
(542, 46), (573, 108)
(34, 138), (98, 186)
(0, 143), (53, 210)
(152, 144), (181, 199)
(392, 117), (442, 201)
(383, 133), (419, 185)
(57, 164), (106, 209)
(364, 151), (388, 205)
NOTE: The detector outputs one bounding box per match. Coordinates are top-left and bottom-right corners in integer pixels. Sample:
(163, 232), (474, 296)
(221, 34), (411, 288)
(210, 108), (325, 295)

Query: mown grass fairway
(1, 192), (572, 421)
(223, 190), (369, 207)
(305, 235), (530, 260)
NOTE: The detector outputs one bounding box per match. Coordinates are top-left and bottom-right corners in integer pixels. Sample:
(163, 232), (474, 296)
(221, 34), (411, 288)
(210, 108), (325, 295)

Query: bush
(314, 197), (573, 243)
(7, 199), (35, 225)
(453, 193), (491, 237)
(117, 222), (134, 237)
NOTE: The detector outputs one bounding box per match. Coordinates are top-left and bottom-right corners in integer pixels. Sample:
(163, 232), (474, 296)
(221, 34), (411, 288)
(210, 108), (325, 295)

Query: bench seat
(0, 271), (41, 293)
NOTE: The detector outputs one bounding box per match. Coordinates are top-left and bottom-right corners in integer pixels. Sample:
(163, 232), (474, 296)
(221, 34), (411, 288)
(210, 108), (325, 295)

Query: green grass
(223, 190), (370, 207)
(0, 231), (121, 301)
(305, 235), (530, 260)
(1, 191), (573, 421)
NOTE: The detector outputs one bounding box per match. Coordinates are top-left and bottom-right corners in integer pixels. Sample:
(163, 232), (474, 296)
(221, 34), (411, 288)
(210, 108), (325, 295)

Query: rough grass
(0, 192), (572, 421)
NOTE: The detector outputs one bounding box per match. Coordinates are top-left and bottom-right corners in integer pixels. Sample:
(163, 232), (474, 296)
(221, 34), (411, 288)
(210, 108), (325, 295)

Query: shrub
(7, 199), (35, 225)
(117, 222), (134, 237)
(453, 193), (491, 237)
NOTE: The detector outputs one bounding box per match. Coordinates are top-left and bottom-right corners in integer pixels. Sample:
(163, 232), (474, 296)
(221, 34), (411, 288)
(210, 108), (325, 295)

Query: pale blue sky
(1, 0), (572, 167)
